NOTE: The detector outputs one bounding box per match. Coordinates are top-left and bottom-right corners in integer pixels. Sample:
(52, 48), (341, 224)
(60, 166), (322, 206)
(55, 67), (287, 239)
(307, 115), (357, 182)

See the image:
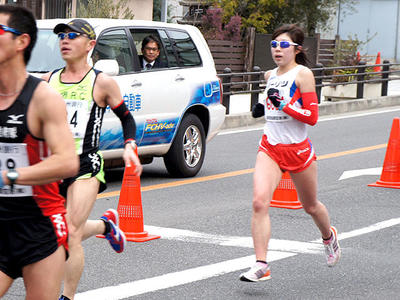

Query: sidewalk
(222, 80), (400, 130)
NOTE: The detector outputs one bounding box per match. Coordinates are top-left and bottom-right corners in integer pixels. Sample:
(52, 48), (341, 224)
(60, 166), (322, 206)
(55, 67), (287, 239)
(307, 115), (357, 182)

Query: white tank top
(262, 65), (307, 145)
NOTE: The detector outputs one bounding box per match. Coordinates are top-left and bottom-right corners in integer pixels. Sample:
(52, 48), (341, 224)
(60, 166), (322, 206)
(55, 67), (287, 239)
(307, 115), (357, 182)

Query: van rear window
(166, 30), (202, 67)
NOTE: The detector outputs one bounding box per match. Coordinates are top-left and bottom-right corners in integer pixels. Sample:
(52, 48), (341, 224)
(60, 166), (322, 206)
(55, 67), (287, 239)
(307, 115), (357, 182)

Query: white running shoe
(239, 262), (271, 282)
(323, 226), (341, 267)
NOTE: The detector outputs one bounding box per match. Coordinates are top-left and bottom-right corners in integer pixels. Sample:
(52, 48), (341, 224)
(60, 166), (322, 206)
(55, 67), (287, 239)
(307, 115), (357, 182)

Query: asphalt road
(5, 106), (400, 300)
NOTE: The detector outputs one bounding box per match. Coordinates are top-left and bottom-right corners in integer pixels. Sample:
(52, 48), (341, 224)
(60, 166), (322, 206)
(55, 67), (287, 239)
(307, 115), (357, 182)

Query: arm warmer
(111, 100), (136, 142)
(282, 92), (319, 126)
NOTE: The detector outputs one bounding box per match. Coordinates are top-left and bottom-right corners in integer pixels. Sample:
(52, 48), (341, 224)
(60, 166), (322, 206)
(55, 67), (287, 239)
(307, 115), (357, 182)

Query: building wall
(127, 0), (153, 20)
(320, 0), (400, 62)
(0, 0), (153, 20)
(168, 0), (184, 23)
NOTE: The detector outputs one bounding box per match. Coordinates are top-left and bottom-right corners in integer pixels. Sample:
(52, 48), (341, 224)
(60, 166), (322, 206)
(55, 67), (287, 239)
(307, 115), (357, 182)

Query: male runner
(0, 5), (78, 299)
(42, 19), (142, 300)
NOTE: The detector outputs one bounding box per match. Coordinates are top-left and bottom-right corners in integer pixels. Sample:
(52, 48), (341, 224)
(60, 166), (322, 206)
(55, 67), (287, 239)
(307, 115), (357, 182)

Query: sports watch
(6, 169), (19, 190)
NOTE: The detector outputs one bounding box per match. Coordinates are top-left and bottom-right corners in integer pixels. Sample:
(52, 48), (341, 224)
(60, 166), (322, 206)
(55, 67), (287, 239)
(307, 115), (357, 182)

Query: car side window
(166, 30), (202, 67)
(130, 29), (168, 71)
(158, 30), (179, 68)
(92, 29), (134, 74)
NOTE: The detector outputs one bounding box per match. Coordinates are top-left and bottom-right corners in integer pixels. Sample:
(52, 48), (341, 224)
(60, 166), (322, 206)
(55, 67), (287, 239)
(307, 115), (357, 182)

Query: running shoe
(239, 262), (271, 282)
(323, 226), (341, 267)
(102, 208), (118, 225)
(100, 209), (126, 253)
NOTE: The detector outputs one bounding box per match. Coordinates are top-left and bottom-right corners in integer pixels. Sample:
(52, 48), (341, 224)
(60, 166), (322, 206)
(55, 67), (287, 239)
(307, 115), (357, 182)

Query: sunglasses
(270, 40), (299, 48)
(0, 24), (22, 36)
(57, 32), (86, 40)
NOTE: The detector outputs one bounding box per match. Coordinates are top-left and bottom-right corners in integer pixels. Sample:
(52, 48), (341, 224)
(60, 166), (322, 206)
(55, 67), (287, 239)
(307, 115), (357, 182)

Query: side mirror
(94, 59), (119, 76)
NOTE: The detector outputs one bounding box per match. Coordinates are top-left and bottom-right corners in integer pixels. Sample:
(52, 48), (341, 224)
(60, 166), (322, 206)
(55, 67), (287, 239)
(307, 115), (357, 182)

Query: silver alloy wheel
(183, 125), (202, 167)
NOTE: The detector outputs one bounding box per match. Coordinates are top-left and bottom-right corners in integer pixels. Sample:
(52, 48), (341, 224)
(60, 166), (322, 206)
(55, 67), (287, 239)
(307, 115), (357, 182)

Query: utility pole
(161, 0), (167, 22)
(71, 0), (77, 18)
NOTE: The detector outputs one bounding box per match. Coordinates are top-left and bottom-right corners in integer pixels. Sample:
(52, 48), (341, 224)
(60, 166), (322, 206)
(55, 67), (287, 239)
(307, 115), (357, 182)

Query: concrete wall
(320, 0), (400, 62)
(127, 0), (153, 20)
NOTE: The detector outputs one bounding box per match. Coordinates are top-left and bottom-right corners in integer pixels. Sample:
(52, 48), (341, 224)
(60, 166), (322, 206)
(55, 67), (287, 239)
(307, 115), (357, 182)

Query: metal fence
(218, 60), (400, 114)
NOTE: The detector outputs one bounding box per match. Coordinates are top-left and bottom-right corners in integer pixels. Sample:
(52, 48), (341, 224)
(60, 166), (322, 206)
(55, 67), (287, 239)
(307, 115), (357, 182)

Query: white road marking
(76, 217), (400, 300)
(318, 107), (400, 122)
(339, 167), (382, 180)
(144, 225), (323, 254)
(76, 252), (295, 300)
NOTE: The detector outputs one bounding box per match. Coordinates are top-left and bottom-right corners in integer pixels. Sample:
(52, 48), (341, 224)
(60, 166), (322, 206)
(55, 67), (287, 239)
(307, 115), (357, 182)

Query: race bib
(65, 99), (90, 138)
(264, 99), (292, 122)
(0, 143), (32, 197)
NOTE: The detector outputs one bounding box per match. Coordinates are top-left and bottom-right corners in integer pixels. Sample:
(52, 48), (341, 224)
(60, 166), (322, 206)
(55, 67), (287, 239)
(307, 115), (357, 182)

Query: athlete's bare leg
(62, 177), (105, 300)
(0, 271), (13, 298)
(290, 161), (332, 239)
(23, 246), (66, 300)
(252, 151), (282, 261)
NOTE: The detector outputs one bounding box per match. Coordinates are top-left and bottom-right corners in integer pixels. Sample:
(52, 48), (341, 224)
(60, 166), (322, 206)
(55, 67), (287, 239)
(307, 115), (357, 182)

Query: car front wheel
(164, 114), (206, 177)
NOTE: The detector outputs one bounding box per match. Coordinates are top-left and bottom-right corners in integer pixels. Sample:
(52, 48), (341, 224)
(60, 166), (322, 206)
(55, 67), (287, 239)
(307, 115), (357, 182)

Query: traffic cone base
(125, 232), (161, 242)
(271, 172), (302, 209)
(369, 118), (400, 189)
(368, 181), (400, 189)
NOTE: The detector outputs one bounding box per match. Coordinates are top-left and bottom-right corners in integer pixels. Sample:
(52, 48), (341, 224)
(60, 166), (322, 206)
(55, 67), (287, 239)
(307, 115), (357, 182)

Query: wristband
(0, 172), (3, 188)
(124, 139), (137, 150)
(279, 101), (287, 110)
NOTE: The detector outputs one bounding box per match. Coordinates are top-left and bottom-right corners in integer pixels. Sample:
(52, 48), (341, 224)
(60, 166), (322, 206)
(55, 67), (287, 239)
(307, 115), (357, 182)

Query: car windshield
(27, 29), (64, 73)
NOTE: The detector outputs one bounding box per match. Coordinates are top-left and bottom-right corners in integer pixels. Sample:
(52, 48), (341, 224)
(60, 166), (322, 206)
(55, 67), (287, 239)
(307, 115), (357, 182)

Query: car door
(128, 28), (189, 148)
(93, 28), (147, 151)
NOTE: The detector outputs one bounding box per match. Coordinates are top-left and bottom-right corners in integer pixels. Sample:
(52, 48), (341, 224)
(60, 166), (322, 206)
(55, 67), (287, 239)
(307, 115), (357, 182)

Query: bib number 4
(66, 100), (90, 138)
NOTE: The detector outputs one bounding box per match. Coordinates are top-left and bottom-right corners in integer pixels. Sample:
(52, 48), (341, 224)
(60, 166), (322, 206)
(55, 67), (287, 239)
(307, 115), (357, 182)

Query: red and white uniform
(260, 65), (318, 172)
(262, 64), (318, 145)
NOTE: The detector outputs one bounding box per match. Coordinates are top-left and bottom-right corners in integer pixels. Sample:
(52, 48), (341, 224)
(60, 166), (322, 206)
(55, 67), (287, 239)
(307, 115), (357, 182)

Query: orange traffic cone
(117, 164), (161, 242)
(270, 172), (302, 209)
(369, 118), (400, 189)
(373, 52), (381, 72)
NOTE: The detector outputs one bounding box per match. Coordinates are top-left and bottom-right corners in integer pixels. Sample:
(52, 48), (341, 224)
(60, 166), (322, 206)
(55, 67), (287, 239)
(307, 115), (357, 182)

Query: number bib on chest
(265, 107), (293, 122)
(0, 143), (32, 197)
(66, 99), (90, 138)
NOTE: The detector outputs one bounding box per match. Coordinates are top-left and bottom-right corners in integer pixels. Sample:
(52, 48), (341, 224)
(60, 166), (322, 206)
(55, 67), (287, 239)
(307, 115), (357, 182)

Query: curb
(221, 95), (400, 130)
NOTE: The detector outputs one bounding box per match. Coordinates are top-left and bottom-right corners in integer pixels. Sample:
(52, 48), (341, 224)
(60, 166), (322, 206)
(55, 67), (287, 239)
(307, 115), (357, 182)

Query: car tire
(164, 114), (206, 177)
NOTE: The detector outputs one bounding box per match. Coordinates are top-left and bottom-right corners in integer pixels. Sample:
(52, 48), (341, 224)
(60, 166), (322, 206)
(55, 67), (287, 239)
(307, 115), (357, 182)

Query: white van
(28, 19), (226, 177)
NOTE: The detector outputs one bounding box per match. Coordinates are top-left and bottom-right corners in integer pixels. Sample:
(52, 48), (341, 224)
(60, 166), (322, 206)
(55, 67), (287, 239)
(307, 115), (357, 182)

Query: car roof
(36, 18), (196, 34)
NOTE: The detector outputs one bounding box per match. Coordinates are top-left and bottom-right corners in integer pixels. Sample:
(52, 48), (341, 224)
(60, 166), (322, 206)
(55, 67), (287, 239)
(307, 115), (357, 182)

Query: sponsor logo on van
(203, 81), (220, 97)
(105, 92), (142, 113)
(145, 121), (175, 132)
(122, 93), (142, 111)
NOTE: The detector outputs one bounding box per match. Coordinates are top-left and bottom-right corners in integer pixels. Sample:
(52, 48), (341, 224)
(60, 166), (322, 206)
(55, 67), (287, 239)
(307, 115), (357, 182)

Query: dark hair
(272, 24), (309, 66)
(0, 5), (37, 65)
(141, 35), (161, 51)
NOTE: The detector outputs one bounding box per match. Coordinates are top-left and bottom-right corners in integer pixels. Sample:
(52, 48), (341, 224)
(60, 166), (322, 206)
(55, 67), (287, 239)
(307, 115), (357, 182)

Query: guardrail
(218, 60), (400, 114)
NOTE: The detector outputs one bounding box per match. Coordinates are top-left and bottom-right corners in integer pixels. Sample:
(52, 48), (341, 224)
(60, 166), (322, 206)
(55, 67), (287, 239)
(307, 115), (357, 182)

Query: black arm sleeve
(111, 101), (136, 141)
